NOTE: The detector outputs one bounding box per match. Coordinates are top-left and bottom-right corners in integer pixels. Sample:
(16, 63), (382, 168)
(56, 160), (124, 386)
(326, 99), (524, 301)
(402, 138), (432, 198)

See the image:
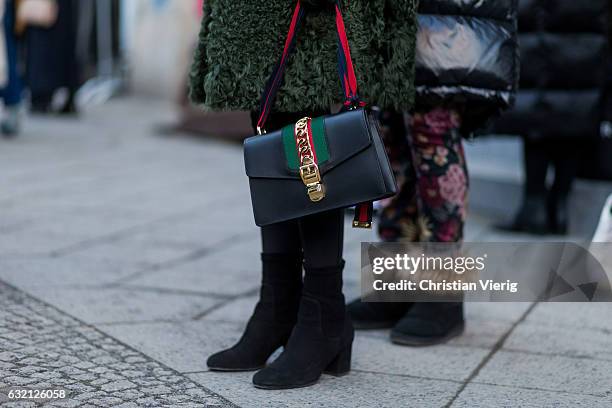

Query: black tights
(524, 138), (577, 197)
(261, 210), (344, 268)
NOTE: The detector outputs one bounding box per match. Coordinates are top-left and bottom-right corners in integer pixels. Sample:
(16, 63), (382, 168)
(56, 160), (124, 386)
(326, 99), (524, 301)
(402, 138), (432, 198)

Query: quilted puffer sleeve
(377, 0), (419, 110)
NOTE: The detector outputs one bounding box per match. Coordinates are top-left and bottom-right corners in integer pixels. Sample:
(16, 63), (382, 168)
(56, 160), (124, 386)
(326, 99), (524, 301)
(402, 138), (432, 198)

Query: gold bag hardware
(295, 118), (326, 202)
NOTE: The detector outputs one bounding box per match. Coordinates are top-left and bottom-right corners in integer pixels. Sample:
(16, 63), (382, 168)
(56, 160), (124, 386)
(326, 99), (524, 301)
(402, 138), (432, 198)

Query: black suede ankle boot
(252, 262), (354, 389)
(390, 302), (464, 346)
(207, 253), (302, 371)
(347, 298), (413, 329)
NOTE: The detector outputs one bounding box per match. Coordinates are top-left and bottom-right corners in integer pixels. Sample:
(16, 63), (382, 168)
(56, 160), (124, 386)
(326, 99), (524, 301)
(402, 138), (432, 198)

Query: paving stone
(100, 380), (136, 392)
(504, 322), (612, 361)
(67, 234), (198, 269)
(361, 319), (510, 350)
(24, 286), (219, 324)
(465, 302), (533, 323)
(14, 212), (156, 242)
(524, 303), (612, 333)
(0, 230), (90, 257)
(473, 350), (612, 397)
(0, 257), (140, 289)
(114, 403), (139, 408)
(447, 319), (511, 349)
(452, 383), (612, 408)
(201, 296), (257, 323)
(139, 200), (259, 246)
(189, 371), (460, 408)
(47, 399), (83, 408)
(0, 282), (233, 407)
(126, 239), (261, 296)
(99, 320), (244, 373)
(352, 335), (489, 382)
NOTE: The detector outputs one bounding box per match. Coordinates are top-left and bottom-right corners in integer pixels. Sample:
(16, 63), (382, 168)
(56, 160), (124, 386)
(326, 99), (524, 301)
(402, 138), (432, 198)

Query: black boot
(497, 193), (551, 235)
(548, 191), (569, 235)
(207, 253), (302, 371)
(252, 262), (354, 389)
(347, 298), (413, 329)
(390, 302), (464, 346)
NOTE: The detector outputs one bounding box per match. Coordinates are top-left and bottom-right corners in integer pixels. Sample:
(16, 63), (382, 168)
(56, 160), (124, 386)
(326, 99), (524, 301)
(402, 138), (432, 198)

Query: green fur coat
(189, 0), (418, 113)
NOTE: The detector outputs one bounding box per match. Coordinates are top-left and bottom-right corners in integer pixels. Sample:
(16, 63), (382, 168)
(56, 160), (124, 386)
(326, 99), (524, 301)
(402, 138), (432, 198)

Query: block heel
(324, 345), (352, 377)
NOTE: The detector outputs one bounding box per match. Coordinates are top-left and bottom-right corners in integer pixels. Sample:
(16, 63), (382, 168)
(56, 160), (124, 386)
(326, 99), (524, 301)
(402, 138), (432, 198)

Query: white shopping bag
(592, 194), (612, 243)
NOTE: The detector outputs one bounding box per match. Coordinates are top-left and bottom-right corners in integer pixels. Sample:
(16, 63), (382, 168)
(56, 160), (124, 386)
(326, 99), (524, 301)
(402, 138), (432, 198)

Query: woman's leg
(252, 114), (354, 388)
(299, 208), (346, 336)
(524, 139), (550, 196)
(391, 108), (467, 346)
(378, 110), (421, 242)
(549, 139), (577, 234)
(1, 0), (23, 136)
(410, 109), (468, 242)
(259, 220), (304, 334)
(498, 138), (551, 233)
(208, 111), (319, 371)
(253, 207), (353, 389)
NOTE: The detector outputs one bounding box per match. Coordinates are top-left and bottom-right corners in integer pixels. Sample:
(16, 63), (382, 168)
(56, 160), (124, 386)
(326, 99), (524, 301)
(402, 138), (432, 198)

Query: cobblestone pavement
(0, 98), (611, 407)
(0, 282), (234, 408)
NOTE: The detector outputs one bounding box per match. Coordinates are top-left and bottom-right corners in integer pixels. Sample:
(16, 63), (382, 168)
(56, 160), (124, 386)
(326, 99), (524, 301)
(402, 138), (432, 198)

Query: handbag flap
(244, 109), (373, 180)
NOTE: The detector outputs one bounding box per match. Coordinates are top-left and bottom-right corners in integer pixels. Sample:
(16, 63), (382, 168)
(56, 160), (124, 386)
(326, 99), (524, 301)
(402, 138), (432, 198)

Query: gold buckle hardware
(295, 118), (326, 202)
(299, 160), (320, 184)
(299, 161), (325, 202)
(307, 183), (326, 202)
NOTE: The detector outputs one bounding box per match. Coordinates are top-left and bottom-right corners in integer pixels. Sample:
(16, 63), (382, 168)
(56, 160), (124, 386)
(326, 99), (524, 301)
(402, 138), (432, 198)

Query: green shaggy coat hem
(189, 0), (418, 113)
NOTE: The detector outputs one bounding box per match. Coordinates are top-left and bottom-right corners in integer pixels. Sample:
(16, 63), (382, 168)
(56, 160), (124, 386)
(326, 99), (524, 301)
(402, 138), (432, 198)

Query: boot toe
(207, 350), (236, 370)
(252, 367), (314, 389)
(207, 349), (264, 372)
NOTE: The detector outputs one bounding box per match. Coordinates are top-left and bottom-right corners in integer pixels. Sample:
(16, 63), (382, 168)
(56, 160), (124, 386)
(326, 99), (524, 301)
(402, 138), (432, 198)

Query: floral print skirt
(378, 108), (469, 243)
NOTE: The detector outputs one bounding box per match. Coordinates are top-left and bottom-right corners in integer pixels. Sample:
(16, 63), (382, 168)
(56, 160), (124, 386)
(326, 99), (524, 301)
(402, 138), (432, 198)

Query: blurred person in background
(18, 0), (80, 114)
(496, 1), (611, 235)
(1, 0), (23, 136)
(347, 0), (519, 346)
(190, 0), (419, 389)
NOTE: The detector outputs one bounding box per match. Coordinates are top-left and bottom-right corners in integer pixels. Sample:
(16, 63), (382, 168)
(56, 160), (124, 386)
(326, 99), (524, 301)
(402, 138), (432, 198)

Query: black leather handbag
(244, 0), (397, 228)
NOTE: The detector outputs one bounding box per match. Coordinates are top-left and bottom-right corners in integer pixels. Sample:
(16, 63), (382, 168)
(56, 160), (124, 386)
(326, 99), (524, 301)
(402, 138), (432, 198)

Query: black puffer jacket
(415, 0), (520, 133)
(493, 0), (611, 140)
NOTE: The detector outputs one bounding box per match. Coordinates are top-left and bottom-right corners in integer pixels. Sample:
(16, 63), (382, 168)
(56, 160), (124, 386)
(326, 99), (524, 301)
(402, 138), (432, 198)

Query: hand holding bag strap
(255, 0), (373, 228)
